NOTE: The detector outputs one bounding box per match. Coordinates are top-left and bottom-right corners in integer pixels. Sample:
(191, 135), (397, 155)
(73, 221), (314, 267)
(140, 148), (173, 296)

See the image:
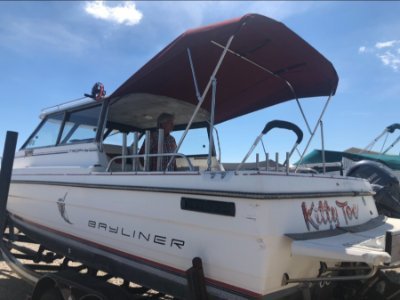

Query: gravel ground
(0, 255), (33, 300)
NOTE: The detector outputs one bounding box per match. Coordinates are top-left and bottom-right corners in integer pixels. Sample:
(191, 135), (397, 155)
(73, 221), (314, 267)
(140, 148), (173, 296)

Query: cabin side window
(60, 105), (102, 144)
(24, 113), (64, 149)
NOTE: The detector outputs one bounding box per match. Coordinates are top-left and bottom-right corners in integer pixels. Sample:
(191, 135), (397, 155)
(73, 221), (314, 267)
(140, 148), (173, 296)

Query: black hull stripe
(11, 180), (372, 200)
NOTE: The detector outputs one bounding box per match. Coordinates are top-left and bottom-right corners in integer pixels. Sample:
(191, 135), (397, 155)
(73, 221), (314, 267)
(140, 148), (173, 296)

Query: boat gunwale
(10, 179), (373, 200)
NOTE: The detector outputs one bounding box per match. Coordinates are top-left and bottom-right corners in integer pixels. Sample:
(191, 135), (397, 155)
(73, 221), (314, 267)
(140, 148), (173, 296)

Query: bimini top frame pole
(362, 123), (400, 154)
(209, 41), (336, 169)
(383, 134), (400, 155)
(295, 92), (333, 172)
(187, 48), (202, 103)
(211, 41), (313, 135)
(110, 14), (339, 126)
(166, 34), (235, 171)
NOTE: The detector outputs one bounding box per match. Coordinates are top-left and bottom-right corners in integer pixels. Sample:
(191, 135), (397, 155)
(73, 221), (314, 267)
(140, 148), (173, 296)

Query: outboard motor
(347, 160), (400, 218)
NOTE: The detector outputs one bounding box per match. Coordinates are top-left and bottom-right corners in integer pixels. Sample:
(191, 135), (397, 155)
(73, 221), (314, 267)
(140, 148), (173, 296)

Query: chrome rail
(295, 92), (333, 173)
(282, 260), (400, 286)
(282, 265), (378, 285)
(106, 153), (195, 172)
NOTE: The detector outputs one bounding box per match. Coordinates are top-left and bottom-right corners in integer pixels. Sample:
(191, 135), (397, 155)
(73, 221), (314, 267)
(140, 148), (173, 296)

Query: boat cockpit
(18, 92), (224, 174)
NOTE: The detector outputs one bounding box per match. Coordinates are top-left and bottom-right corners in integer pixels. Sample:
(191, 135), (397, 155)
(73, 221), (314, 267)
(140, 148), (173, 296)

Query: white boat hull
(8, 171), (399, 298)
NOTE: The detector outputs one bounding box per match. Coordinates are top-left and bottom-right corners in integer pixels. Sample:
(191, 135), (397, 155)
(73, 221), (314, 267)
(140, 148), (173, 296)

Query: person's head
(157, 113), (174, 135)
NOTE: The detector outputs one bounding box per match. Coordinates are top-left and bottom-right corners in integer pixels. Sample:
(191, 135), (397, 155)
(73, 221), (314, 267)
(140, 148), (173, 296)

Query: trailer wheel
(38, 287), (64, 300)
(80, 295), (103, 300)
(346, 160), (400, 218)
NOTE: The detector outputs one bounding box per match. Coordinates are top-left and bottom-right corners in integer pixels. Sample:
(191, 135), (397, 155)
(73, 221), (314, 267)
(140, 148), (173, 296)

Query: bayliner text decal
(301, 200), (359, 231)
(87, 220), (185, 249)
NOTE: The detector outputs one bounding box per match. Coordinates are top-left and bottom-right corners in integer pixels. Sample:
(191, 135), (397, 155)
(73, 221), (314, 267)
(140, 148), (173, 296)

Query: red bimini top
(111, 14), (339, 124)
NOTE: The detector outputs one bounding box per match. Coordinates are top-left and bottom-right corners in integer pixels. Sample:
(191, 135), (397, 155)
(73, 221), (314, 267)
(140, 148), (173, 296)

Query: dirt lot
(0, 256), (33, 300)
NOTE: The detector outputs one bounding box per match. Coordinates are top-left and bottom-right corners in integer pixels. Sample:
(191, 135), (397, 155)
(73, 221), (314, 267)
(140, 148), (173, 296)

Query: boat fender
(346, 160), (400, 218)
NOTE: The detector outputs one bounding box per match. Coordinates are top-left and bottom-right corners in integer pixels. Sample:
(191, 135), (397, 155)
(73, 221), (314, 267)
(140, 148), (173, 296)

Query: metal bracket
(282, 265), (378, 285)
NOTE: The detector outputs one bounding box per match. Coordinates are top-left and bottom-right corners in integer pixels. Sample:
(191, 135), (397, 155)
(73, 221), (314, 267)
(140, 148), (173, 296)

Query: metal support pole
(383, 135), (400, 154)
(187, 48), (202, 102)
(144, 130), (151, 171)
(0, 131), (18, 237)
(235, 134), (263, 172)
(364, 129), (388, 152)
(296, 99), (312, 135)
(132, 132), (139, 171)
(122, 132), (127, 171)
(168, 35), (235, 172)
(295, 93), (333, 172)
(285, 143), (299, 167)
(285, 152), (289, 174)
(275, 152), (279, 171)
(256, 153), (260, 170)
(212, 40), (312, 134)
(320, 120), (326, 174)
(282, 266), (378, 285)
(157, 129), (164, 171)
(207, 78), (217, 171)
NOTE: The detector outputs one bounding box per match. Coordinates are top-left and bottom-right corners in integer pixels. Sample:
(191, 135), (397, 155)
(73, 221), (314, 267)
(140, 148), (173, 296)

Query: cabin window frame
(21, 112), (65, 150)
(59, 104), (103, 145)
(21, 101), (105, 150)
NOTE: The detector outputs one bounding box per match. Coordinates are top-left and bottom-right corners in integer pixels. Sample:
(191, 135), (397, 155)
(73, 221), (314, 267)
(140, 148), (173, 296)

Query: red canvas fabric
(111, 14), (338, 124)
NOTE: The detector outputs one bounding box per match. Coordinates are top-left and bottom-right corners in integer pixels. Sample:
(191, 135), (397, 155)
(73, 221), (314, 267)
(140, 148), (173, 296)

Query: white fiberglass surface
(290, 217), (400, 266)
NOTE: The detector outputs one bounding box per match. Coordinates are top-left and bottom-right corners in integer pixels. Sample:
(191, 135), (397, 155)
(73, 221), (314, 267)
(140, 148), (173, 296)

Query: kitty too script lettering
(301, 200), (359, 231)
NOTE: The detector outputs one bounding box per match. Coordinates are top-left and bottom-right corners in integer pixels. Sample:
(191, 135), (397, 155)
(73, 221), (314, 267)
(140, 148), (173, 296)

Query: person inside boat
(139, 113), (177, 171)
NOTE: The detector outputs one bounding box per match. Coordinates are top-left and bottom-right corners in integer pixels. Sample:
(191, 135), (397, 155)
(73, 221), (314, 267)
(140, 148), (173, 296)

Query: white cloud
(375, 40), (398, 49)
(85, 1), (143, 26)
(378, 51), (400, 71)
(359, 40), (400, 72)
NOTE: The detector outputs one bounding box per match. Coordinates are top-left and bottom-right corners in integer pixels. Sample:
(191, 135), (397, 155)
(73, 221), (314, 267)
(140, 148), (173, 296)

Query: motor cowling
(346, 160), (400, 218)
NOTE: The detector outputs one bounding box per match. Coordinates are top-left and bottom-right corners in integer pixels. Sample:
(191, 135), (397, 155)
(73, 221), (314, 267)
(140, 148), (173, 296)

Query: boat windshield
(24, 112), (64, 149)
(22, 104), (102, 150)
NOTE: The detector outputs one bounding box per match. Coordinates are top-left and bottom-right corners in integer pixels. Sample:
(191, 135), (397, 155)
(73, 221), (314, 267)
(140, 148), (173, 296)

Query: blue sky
(1, 1), (400, 163)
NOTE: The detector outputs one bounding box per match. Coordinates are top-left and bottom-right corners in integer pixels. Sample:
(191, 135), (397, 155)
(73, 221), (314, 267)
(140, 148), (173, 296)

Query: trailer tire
(346, 160), (400, 218)
(80, 295), (103, 300)
(38, 287), (64, 300)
